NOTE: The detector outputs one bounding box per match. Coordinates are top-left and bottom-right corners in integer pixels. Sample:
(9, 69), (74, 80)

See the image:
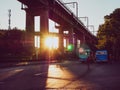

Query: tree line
(97, 8), (120, 61)
(0, 28), (35, 61)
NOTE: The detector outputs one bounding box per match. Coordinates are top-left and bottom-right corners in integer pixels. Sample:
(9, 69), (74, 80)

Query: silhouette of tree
(0, 29), (35, 60)
(97, 8), (120, 61)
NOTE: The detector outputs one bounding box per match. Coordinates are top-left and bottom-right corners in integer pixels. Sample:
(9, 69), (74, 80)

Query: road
(0, 61), (120, 90)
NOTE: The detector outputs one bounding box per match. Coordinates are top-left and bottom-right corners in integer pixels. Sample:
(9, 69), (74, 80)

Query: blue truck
(95, 50), (108, 62)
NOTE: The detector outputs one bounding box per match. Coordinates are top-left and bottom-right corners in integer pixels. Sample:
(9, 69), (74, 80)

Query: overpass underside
(17, 0), (97, 60)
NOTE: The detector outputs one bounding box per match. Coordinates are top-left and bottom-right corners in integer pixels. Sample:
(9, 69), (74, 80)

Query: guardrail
(55, 0), (92, 34)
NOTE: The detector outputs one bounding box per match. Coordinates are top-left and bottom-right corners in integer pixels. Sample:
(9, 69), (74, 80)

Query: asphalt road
(0, 61), (120, 90)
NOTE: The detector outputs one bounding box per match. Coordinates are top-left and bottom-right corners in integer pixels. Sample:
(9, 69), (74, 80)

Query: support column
(40, 9), (49, 60)
(80, 33), (85, 45)
(74, 35), (77, 52)
(68, 28), (75, 53)
(26, 10), (34, 32)
(59, 26), (64, 53)
(69, 29), (73, 45)
(25, 10), (35, 48)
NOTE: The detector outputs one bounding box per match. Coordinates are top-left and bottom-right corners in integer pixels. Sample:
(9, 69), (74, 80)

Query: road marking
(16, 62), (28, 66)
(0, 69), (24, 81)
(14, 69), (24, 72)
(34, 72), (47, 76)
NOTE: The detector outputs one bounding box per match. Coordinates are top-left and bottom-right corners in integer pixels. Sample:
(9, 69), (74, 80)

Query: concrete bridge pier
(70, 29), (78, 52)
(68, 29), (74, 45)
(73, 34), (77, 53)
(54, 25), (64, 58)
(59, 27), (64, 53)
(39, 9), (49, 60)
(26, 10), (34, 33)
(25, 8), (49, 60)
(25, 10), (35, 51)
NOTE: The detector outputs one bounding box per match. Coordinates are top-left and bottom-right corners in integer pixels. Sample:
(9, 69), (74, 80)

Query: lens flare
(77, 43), (91, 59)
(45, 36), (58, 49)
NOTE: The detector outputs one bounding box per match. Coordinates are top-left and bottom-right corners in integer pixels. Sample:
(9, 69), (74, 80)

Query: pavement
(1, 59), (120, 89)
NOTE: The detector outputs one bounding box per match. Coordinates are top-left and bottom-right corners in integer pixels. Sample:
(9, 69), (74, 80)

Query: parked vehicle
(95, 50), (108, 62)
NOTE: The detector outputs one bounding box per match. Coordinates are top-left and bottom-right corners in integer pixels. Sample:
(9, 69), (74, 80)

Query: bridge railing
(55, 0), (88, 30)
(55, 0), (72, 15)
(56, 0), (94, 36)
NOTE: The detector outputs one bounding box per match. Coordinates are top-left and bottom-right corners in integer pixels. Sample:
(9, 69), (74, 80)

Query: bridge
(17, 0), (97, 60)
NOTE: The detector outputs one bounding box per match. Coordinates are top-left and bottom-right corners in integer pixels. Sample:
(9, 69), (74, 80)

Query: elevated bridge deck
(18, 0), (94, 38)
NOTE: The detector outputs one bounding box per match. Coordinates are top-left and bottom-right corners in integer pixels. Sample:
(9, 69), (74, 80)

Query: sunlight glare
(45, 36), (58, 49)
(34, 36), (40, 48)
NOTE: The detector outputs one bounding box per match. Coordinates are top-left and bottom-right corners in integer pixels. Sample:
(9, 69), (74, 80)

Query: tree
(0, 29), (35, 60)
(97, 8), (120, 61)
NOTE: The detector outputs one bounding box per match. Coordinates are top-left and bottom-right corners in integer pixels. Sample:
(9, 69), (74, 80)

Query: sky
(0, 0), (120, 35)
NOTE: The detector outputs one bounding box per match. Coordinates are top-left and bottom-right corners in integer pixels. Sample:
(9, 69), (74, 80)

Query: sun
(45, 36), (59, 49)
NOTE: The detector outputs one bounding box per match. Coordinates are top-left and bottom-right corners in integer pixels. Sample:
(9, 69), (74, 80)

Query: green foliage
(97, 8), (120, 60)
(97, 8), (120, 47)
(0, 29), (35, 57)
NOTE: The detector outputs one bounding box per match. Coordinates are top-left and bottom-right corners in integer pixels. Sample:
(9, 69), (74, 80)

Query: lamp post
(64, 2), (78, 17)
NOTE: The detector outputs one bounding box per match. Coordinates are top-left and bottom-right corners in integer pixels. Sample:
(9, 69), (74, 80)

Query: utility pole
(79, 17), (89, 29)
(8, 9), (11, 30)
(64, 2), (78, 17)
